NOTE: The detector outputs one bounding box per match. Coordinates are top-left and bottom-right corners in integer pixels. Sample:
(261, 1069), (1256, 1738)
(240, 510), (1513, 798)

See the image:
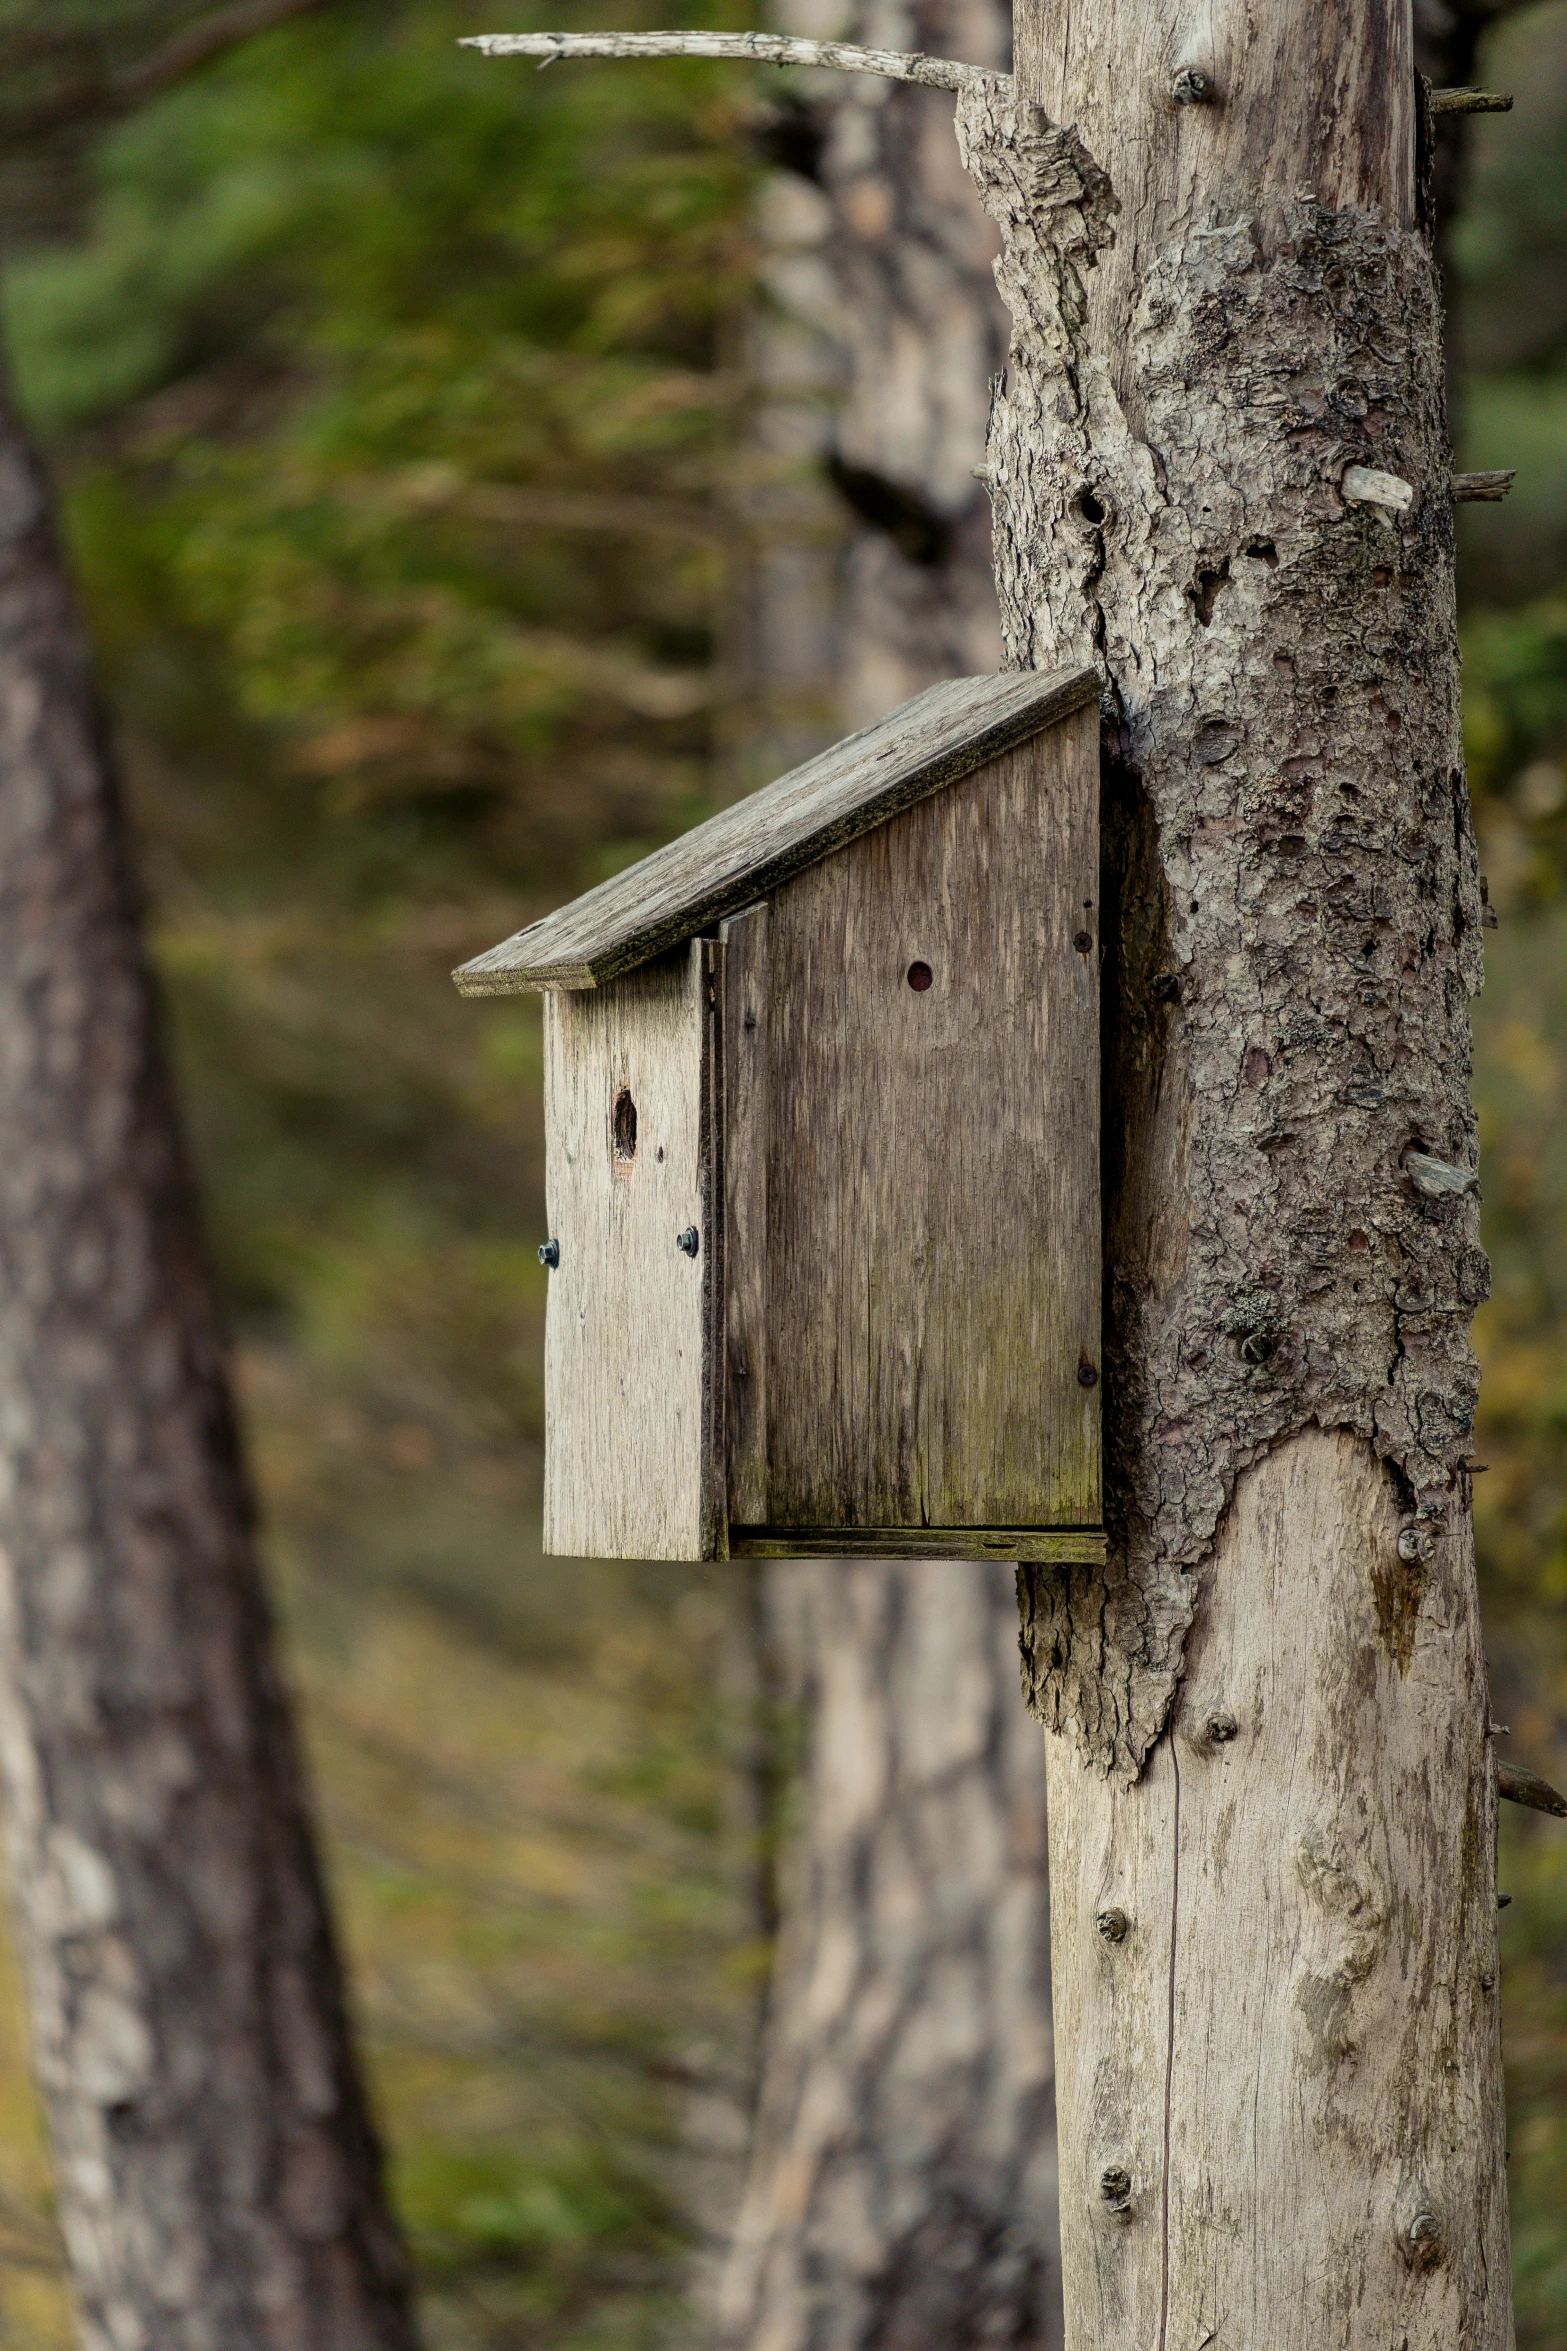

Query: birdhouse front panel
(724, 707), (1100, 1544)
(456, 664), (1108, 1567)
(541, 941), (721, 1562)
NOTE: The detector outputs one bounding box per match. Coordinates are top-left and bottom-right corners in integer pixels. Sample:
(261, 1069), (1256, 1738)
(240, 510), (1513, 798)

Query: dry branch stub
(460, 30), (989, 91)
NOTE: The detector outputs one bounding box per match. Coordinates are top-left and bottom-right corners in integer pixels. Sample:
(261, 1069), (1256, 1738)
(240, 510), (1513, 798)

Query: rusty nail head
(1207, 1710), (1239, 1744)
(1097, 1907), (1129, 1943)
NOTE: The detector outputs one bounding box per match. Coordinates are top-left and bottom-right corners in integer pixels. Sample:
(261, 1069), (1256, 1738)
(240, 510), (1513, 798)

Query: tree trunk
(0, 364), (417, 2349)
(948, 0), (1511, 2340)
(720, 1562), (1060, 2350)
(719, 8), (1065, 2341)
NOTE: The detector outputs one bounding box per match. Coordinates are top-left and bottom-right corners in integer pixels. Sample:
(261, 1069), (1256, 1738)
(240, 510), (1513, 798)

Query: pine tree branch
(460, 30), (990, 92)
(0, 0), (334, 145)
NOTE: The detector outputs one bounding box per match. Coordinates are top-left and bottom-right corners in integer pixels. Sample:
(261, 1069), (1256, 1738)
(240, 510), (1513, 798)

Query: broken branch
(1429, 86), (1513, 113)
(1497, 1761), (1567, 1818)
(459, 31), (991, 93)
(1455, 470), (1516, 502)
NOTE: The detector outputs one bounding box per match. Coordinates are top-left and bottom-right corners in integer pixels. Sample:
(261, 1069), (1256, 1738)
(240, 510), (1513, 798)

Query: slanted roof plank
(453, 663), (1099, 993)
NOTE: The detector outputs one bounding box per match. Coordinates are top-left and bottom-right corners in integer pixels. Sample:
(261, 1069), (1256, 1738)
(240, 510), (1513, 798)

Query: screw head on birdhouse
(455, 666), (1106, 1566)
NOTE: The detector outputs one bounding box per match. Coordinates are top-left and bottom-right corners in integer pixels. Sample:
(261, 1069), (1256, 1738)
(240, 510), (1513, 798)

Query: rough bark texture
(720, 1562), (1061, 2351)
(954, 29), (1481, 1777)
(718, 4), (1065, 2340)
(943, 0), (1512, 2340)
(0, 367), (416, 2349)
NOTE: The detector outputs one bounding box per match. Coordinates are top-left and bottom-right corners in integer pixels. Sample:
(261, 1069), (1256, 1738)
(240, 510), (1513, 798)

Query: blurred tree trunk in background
(0, 343), (414, 2349)
(718, 5), (1063, 2342)
(0, 16), (417, 2347)
(1415, 1), (1521, 222)
(721, 1565), (1060, 2349)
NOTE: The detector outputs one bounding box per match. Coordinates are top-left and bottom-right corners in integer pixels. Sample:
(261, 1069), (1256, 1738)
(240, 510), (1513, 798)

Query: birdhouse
(455, 665), (1106, 1566)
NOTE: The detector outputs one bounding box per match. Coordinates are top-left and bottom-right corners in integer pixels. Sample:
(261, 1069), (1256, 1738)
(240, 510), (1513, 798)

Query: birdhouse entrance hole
(613, 1088), (638, 1162)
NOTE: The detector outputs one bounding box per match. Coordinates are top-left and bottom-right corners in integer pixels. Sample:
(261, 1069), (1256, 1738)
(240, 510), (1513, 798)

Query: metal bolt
(677, 1226), (700, 1257)
(1096, 1907), (1129, 1944)
(1206, 1710), (1239, 1744)
(539, 1238), (560, 1269)
(1077, 1362), (1099, 1388)
(1397, 1525), (1435, 1563)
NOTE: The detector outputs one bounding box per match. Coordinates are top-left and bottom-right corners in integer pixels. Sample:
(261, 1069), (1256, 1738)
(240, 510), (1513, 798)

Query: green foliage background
(0, 4), (761, 2344)
(0, 0), (1563, 2344)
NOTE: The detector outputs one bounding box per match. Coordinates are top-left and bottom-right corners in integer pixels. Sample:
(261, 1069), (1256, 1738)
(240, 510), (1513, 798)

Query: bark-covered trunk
(720, 1563), (1060, 2350)
(948, 0), (1511, 2339)
(0, 365), (416, 2349)
(719, 8), (1064, 2342)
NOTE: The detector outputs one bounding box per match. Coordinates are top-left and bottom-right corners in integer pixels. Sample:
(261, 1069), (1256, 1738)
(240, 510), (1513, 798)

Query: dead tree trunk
(952, 0), (1512, 2339)
(719, 10), (1064, 2342)
(0, 364), (417, 2349)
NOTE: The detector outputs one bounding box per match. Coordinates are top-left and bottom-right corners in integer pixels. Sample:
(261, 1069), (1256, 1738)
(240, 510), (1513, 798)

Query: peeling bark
(943, 1), (1511, 2340)
(0, 364), (415, 2350)
(954, 59), (1481, 1778)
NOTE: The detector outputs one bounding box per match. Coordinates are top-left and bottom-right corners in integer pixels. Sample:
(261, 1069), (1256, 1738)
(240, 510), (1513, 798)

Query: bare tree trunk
(721, 1563), (1059, 2350)
(0, 364), (417, 2348)
(948, 0), (1512, 2339)
(719, 6), (1065, 2342)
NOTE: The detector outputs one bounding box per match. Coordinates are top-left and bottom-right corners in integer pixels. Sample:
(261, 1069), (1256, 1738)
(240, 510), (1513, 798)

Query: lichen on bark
(954, 80), (1486, 1778)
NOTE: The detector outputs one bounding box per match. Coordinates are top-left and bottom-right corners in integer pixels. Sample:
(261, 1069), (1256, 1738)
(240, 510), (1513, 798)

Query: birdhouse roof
(453, 664), (1098, 993)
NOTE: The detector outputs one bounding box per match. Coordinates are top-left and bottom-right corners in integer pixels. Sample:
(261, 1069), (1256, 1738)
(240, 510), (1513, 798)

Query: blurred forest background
(0, 1), (1561, 2345)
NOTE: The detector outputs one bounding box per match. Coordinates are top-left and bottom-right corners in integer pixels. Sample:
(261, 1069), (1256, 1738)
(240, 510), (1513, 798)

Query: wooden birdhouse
(455, 665), (1106, 1566)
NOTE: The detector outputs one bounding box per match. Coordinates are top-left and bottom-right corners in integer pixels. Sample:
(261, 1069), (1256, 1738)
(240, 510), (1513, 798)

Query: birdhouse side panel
(542, 945), (721, 1560)
(751, 703), (1101, 1532)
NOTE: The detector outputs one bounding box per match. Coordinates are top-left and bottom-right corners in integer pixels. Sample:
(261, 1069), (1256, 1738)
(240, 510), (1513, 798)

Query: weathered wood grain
(720, 905), (770, 1529)
(758, 705), (1100, 1531)
(453, 665), (1097, 993)
(1047, 1433), (1507, 2350)
(732, 1527), (1107, 1563)
(542, 943), (720, 1558)
(1015, 0), (1416, 376)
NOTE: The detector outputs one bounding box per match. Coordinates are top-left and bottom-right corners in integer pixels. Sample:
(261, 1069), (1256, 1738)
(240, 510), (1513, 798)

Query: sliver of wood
(730, 1527), (1107, 1564)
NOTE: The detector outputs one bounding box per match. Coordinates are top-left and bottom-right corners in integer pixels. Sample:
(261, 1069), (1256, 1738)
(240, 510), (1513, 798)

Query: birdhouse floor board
(729, 1528), (1108, 1565)
(454, 664), (1099, 993)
